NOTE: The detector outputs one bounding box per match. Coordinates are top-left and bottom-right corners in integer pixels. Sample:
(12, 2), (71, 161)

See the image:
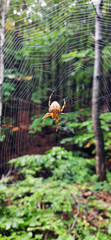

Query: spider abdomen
(49, 101), (61, 113)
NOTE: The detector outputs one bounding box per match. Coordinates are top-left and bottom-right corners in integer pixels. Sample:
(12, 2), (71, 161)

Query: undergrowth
(0, 147), (111, 240)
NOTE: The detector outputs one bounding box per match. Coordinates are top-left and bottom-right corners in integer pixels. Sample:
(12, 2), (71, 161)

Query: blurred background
(1, 0), (111, 173)
(0, 1), (111, 239)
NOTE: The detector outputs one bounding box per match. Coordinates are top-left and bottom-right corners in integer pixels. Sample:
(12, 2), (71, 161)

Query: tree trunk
(92, 0), (105, 180)
(0, 0), (10, 140)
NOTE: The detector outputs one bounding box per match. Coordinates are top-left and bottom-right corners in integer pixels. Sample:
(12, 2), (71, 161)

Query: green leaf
(108, 224), (111, 234)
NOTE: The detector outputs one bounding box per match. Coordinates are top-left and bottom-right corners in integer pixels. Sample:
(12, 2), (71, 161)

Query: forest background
(0, 0), (111, 239)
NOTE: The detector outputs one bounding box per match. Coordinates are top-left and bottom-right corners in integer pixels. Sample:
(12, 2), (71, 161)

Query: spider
(42, 93), (66, 132)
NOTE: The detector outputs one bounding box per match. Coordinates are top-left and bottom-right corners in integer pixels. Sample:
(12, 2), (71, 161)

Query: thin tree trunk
(0, 0), (10, 140)
(92, 0), (105, 180)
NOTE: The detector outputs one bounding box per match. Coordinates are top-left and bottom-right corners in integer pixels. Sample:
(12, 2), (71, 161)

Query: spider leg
(48, 92), (53, 107)
(60, 99), (66, 112)
(55, 115), (59, 132)
(42, 113), (52, 124)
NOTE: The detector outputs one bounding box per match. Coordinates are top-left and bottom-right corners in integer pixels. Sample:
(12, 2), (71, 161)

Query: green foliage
(29, 115), (54, 133)
(0, 147), (111, 239)
(103, 44), (111, 72)
(10, 146), (95, 184)
(31, 90), (43, 104)
(60, 111), (111, 153)
(1, 1), (111, 238)
(1, 127), (6, 142)
(62, 48), (94, 89)
(29, 110), (111, 156)
(62, 49), (94, 63)
(2, 81), (14, 102)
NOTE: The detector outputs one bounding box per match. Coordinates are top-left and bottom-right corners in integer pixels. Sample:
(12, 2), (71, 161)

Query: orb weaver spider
(42, 93), (66, 132)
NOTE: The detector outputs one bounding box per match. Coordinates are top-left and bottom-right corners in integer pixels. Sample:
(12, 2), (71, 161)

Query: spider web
(0, 0), (111, 175)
